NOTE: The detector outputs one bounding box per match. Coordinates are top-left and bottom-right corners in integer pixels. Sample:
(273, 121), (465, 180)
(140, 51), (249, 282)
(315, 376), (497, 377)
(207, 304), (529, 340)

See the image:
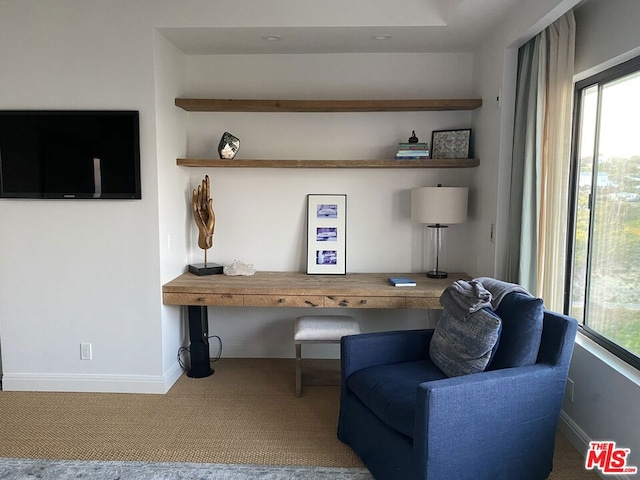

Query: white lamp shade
(411, 186), (468, 224)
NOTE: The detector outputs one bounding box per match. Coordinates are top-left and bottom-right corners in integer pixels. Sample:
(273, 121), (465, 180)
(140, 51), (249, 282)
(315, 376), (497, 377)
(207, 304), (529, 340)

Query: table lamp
(411, 185), (468, 278)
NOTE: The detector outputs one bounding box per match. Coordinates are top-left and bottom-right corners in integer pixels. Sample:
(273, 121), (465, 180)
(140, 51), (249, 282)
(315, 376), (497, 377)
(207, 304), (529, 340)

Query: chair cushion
(429, 308), (502, 377)
(347, 359), (447, 438)
(488, 292), (544, 369)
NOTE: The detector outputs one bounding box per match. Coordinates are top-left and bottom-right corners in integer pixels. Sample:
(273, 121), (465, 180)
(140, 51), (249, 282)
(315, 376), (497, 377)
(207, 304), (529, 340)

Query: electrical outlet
(566, 378), (574, 402)
(80, 343), (92, 360)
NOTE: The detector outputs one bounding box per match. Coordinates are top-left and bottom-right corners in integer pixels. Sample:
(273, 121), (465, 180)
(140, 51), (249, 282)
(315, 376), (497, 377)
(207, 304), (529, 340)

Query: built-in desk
(162, 271), (470, 377)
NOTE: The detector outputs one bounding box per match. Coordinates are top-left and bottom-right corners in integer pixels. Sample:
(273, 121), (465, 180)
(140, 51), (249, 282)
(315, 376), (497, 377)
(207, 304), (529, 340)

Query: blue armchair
(337, 309), (578, 480)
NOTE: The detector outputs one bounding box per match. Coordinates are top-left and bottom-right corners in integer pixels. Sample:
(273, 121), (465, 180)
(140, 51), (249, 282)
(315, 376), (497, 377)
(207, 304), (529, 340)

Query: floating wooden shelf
(175, 97), (481, 168)
(176, 158), (479, 169)
(175, 98), (482, 112)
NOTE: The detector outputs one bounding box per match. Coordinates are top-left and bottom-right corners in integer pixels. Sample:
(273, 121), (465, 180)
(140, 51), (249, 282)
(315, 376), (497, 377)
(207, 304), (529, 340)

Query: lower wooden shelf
(176, 158), (479, 168)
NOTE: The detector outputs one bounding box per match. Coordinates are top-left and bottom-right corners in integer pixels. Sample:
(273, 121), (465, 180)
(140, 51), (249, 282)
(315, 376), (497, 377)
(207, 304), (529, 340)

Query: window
(567, 56), (640, 370)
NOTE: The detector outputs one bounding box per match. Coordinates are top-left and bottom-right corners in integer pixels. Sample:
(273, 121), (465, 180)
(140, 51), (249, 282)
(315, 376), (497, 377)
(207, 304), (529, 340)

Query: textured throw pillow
(488, 292), (544, 370)
(429, 308), (502, 377)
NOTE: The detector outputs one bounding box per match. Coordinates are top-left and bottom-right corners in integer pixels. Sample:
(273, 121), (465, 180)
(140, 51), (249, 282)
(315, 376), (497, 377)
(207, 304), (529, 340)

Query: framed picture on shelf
(431, 129), (472, 159)
(306, 194), (347, 274)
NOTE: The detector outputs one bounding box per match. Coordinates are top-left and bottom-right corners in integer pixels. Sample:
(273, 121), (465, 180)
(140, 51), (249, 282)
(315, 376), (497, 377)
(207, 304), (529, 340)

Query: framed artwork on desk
(306, 194), (347, 274)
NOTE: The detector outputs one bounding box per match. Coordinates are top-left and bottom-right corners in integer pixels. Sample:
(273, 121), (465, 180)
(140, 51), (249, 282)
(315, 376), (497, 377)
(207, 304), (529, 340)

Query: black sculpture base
(189, 263), (224, 276)
(187, 306), (215, 378)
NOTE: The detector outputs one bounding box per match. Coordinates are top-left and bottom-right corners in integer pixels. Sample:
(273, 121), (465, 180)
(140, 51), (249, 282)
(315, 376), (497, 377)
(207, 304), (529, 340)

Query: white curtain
(507, 12), (575, 311)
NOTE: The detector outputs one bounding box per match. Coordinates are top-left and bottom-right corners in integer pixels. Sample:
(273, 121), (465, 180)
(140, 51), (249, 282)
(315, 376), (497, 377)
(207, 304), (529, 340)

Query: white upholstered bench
(294, 315), (360, 397)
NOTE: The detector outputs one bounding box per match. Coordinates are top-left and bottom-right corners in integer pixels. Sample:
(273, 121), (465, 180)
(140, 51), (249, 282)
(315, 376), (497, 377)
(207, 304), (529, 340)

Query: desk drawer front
(243, 295), (323, 308)
(163, 293), (243, 307)
(324, 296), (405, 309)
(405, 297), (442, 309)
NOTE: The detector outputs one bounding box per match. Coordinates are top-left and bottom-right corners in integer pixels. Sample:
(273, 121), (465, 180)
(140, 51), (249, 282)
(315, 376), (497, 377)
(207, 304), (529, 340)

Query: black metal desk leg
(186, 305), (214, 378)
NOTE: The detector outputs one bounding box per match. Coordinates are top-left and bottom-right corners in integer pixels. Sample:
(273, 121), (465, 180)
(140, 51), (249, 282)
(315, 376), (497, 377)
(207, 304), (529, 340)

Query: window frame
(565, 55), (640, 371)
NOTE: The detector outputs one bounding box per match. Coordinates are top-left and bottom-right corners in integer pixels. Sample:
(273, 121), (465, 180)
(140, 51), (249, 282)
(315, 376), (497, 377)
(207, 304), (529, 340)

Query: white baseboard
(162, 360), (185, 393)
(559, 410), (591, 457)
(3, 361), (185, 394)
(559, 410), (633, 480)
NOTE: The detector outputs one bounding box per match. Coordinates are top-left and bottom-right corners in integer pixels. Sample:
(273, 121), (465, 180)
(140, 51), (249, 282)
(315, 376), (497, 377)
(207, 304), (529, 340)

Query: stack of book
(395, 142), (430, 159)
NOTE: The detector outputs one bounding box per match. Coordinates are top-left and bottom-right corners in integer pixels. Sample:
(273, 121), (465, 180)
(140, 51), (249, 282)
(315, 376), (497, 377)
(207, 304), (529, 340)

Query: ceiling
(159, 0), (527, 55)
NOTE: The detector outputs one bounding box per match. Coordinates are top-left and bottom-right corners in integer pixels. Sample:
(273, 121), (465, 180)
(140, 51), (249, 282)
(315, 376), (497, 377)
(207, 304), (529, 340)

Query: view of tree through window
(570, 60), (640, 366)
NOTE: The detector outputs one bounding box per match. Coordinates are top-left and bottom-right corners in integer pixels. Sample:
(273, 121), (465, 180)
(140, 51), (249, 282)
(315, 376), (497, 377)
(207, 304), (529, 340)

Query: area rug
(0, 458), (373, 480)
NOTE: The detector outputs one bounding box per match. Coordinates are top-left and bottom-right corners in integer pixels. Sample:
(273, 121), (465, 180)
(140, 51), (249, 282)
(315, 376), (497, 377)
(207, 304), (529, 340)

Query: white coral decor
(223, 260), (256, 276)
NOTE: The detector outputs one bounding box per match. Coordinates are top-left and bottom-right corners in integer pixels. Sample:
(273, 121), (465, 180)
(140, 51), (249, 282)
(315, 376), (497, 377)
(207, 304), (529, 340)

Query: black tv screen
(0, 110), (141, 199)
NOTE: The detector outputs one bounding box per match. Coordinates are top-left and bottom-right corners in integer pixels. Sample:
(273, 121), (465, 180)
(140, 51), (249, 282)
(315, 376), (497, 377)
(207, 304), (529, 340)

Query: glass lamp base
(426, 270), (448, 279)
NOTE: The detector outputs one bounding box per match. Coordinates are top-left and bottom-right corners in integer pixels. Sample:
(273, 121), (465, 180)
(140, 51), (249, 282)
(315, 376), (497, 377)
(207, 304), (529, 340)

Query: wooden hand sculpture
(192, 175), (215, 262)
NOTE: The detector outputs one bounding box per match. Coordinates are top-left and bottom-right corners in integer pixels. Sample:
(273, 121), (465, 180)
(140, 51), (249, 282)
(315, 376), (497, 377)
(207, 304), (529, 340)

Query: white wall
(184, 52), (475, 271)
(574, 0), (640, 80)
(2, 13), (637, 466)
(470, 0), (582, 281)
(153, 32), (192, 382)
(0, 1), (166, 393)
(0, 1), (480, 390)
(182, 52), (476, 357)
(562, 336), (640, 478)
(472, 0), (640, 474)
(559, 0), (640, 474)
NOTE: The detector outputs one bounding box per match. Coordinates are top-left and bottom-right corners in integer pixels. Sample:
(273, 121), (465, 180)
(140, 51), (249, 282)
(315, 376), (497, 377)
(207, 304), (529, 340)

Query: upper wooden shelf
(176, 158), (479, 169)
(175, 98), (482, 112)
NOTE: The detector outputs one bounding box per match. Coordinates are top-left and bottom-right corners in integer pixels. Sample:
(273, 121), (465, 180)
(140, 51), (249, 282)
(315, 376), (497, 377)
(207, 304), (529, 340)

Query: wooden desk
(162, 271), (469, 377)
(163, 271), (469, 310)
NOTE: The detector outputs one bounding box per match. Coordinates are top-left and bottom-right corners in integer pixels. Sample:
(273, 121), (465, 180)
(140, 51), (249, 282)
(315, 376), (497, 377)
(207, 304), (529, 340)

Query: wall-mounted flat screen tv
(0, 110), (141, 199)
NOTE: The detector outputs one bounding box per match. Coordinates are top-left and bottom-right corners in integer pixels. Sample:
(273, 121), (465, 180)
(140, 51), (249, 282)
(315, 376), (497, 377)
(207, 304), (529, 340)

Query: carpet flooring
(0, 358), (597, 479)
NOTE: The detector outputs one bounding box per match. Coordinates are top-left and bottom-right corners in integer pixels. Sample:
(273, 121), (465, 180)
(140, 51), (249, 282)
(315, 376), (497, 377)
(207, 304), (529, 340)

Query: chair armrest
(414, 364), (567, 479)
(341, 329), (433, 383)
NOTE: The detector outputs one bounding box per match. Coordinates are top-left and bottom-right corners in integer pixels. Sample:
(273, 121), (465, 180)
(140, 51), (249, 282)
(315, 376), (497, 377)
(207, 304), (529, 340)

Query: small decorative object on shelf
(189, 175), (223, 275)
(223, 260), (256, 276)
(431, 129), (471, 159)
(217, 131), (240, 159)
(396, 131), (429, 159)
